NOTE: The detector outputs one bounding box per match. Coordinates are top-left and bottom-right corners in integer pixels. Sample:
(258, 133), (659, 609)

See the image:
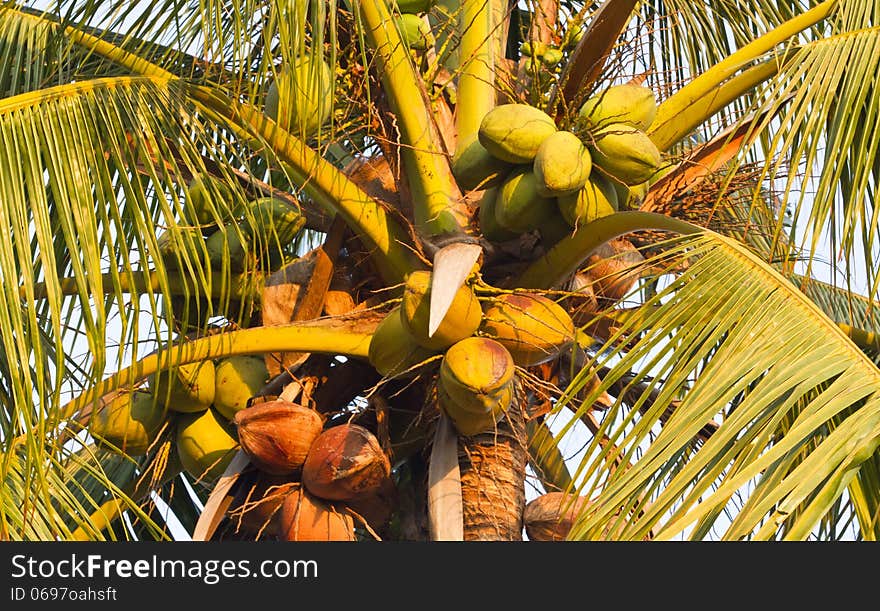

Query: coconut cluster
(366, 269), (577, 437)
(465, 82), (663, 244)
(88, 355), (269, 488)
(228, 416), (394, 542)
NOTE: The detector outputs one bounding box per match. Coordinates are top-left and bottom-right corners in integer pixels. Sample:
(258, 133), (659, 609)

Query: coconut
(400, 270), (483, 351)
(533, 130), (592, 197)
(89, 389), (166, 455)
(452, 139), (513, 192)
(397, 0), (435, 13)
(346, 476), (398, 532)
(185, 174), (235, 227)
(213, 355), (270, 421)
(234, 400), (324, 475)
(577, 82), (657, 131)
(245, 196), (305, 248)
(478, 103), (558, 164)
(438, 383), (509, 436)
(277, 488), (356, 541)
(175, 407), (239, 487)
(149, 360), (215, 414)
(265, 56), (334, 139)
(478, 187), (519, 243)
(206, 224), (249, 272)
(439, 337), (515, 415)
(523, 492), (591, 541)
(495, 167), (558, 234)
(584, 238), (645, 301)
(368, 307), (436, 377)
(227, 476), (298, 537)
(480, 293), (575, 366)
(589, 123), (662, 186)
(302, 423), (392, 502)
(557, 171), (618, 228)
(395, 12), (435, 50)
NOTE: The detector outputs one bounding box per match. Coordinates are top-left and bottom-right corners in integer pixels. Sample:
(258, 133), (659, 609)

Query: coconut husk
(234, 400), (324, 475)
(583, 238), (645, 301)
(277, 488), (356, 541)
(523, 492), (591, 541)
(302, 423), (392, 502)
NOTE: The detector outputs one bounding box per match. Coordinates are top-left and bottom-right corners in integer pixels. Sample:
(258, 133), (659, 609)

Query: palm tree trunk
(458, 390), (528, 541)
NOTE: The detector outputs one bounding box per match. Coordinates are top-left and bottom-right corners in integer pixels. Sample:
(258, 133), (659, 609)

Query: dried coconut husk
(234, 400), (324, 475)
(346, 476), (398, 533)
(227, 475), (298, 537)
(565, 272), (599, 327)
(523, 492), (591, 541)
(302, 423), (392, 502)
(583, 238), (645, 301)
(277, 487), (356, 541)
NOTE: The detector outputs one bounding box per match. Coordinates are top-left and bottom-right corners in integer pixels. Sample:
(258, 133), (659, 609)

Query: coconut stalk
(356, 0), (467, 239)
(516, 211), (700, 290)
(56, 315), (377, 426)
(453, 0), (498, 169)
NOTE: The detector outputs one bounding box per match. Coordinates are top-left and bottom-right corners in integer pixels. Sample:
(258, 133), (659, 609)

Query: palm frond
(555, 230), (880, 540)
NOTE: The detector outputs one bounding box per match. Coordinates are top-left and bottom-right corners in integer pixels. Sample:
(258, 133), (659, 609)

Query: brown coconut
(234, 400), (324, 475)
(302, 423), (392, 502)
(277, 487), (356, 541)
(346, 476), (398, 532)
(227, 476), (298, 537)
(523, 492), (591, 541)
(584, 238), (645, 301)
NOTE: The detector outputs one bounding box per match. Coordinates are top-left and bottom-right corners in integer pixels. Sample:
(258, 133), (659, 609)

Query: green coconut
(578, 82), (657, 131)
(533, 130), (592, 197)
(150, 360), (215, 414)
(480, 292), (575, 366)
(246, 196), (306, 247)
(184, 175), (236, 228)
(478, 186), (519, 242)
(478, 104), (558, 164)
(265, 55), (334, 140)
(213, 355), (270, 421)
(206, 224), (249, 272)
(437, 384), (507, 437)
(395, 13), (435, 50)
(589, 123), (662, 186)
(396, 0), (435, 13)
(89, 389), (167, 455)
(495, 166), (557, 234)
(452, 139), (513, 192)
(176, 407), (239, 486)
(558, 171), (619, 228)
(154, 228), (209, 272)
(400, 270), (483, 350)
(368, 307), (436, 377)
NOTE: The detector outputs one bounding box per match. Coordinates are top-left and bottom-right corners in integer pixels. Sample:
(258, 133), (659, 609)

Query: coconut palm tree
(1, 0), (879, 542)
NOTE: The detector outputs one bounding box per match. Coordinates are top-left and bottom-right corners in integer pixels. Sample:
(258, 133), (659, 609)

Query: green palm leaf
(556, 229), (880, 540)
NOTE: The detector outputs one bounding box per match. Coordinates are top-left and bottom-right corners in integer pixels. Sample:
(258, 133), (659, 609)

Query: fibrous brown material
(228, 476), (298, 537)
(458, 399), (528, 541)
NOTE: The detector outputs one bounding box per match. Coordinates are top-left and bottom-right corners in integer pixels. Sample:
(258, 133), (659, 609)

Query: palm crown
(2, 0), (879, 541)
